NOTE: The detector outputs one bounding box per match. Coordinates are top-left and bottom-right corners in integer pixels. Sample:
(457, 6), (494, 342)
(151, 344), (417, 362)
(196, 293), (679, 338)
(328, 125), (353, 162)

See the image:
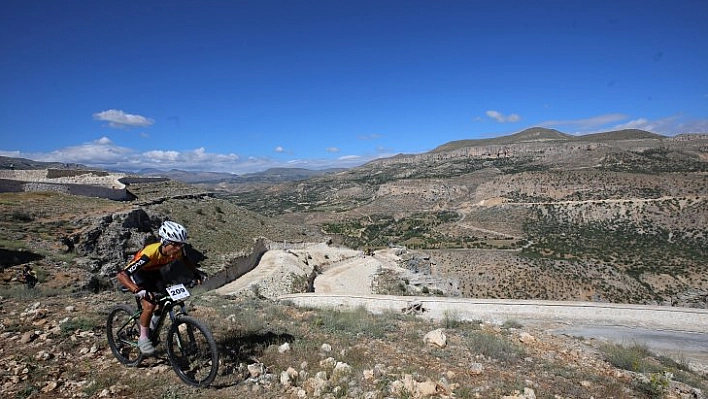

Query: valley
(1, 127), (708, 397)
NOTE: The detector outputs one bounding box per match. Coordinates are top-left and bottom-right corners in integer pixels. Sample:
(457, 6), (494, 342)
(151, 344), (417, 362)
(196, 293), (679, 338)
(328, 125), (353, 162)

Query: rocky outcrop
(71, 208), (269, 289)
(73, 209), (164, 275)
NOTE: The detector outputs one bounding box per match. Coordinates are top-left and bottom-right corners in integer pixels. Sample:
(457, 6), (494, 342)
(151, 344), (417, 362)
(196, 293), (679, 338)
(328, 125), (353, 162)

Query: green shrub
(442, 310), (462, 328)
(11, 211), (34, 222)
(600, 342), (653, 372)
(60, 316), (100, 336)
(634, 372), (669, 398)
(502, 319), (523, 329)
(313, 305), (397, 339)
(466, 332), (525, 362)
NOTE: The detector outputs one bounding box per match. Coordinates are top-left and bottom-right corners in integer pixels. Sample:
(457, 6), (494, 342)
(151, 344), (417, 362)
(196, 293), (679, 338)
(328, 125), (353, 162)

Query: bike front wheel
(166, 315), (219, 387)
(106, 304), (144, 367)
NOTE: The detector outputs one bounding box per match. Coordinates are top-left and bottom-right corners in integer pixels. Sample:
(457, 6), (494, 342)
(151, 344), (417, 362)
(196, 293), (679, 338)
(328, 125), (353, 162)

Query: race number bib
(167, 284), (190, 301)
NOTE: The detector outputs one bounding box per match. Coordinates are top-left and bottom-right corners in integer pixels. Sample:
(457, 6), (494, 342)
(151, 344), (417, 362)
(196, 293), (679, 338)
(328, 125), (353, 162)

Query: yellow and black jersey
(123, 242), (184, 275)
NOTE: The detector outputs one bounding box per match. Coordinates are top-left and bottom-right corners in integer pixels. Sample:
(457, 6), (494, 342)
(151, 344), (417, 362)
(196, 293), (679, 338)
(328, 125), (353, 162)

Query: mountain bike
(106, 281), (219, 387)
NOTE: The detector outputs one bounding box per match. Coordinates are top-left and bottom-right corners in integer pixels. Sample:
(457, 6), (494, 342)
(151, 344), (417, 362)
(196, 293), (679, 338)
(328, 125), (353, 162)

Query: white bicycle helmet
(158, 221), (188, 243)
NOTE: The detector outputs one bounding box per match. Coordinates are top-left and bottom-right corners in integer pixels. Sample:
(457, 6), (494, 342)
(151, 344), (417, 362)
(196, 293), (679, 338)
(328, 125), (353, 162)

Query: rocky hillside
(224, 128), (708, 307)
(1, 128), (706, 307)
(1, 127), (708, 397)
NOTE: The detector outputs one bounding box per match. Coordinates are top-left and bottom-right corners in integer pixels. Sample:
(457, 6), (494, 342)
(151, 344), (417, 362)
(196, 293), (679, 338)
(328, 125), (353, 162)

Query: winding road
(214, 244), (708, 369)
(281, 248), (708, 368)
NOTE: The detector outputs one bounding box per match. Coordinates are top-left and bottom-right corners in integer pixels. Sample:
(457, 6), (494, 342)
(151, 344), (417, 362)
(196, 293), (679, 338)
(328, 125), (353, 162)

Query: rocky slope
(1, 128), (708, 397)
(2, 279), (707, 398)
(224, 129), (708, 307)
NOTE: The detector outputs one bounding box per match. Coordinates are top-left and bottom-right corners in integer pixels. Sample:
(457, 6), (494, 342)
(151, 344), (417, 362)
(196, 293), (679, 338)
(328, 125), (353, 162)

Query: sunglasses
(167, 241), (184, 248)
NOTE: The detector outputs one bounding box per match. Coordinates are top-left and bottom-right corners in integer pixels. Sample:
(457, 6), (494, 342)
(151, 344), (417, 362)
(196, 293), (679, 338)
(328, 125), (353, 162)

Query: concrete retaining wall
(200, 238), (269, 291)
(0, 169), (131, 201)
(0, 179), (131, 201)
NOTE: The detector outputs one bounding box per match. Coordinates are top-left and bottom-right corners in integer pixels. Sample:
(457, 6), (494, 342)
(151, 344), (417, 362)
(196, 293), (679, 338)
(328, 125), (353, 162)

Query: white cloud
(357, 134), (382, 140)
(540, 113), (628, 131)
(27, 137), (134, 166)
(93, 109), (155, 129)
(611, 115), (708, 135)
(486, 110), (521, 123)
(141, 147), (240, 168)
(538, 113), (708, 135)
(1, 123), (402, 174)
(143, 150), (180, 162)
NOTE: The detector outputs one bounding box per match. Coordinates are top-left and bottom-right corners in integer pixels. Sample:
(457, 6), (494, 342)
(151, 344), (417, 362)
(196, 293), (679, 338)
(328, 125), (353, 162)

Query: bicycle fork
(169, 303), (197, 355)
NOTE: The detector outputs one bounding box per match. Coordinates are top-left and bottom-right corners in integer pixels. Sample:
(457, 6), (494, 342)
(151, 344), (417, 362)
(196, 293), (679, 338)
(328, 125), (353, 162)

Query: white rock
(469, 362), (484, 375)
(319, 357), (336, 368)
(518, 332), (535, 344)
(423, 328), (447, 348)
(41, 381), (58, 393)
(278, 342), (291, 353)
(417, 379), (438, 396)
(248, 363), (265, 377)
(280, 367), (298, 386)
(332, 362), (352, 378)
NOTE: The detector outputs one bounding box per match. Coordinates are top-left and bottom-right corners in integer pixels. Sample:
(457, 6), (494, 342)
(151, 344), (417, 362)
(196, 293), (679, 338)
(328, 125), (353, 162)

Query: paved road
(278, 293), (708, 367)
(551, 325), (708, 366)
(214, 245), (708, 368)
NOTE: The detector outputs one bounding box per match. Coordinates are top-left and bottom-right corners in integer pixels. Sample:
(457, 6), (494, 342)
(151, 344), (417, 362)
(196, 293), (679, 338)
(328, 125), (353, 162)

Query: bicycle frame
(135, 294), (189, 343)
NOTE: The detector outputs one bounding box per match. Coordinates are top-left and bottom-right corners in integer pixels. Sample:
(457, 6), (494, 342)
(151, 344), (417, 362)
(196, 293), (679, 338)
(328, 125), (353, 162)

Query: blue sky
(1, 1), (707, 174)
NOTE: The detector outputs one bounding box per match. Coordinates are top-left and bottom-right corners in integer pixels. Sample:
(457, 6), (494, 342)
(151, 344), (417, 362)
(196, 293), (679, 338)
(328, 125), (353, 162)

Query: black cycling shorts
(130, 269), (165, 294)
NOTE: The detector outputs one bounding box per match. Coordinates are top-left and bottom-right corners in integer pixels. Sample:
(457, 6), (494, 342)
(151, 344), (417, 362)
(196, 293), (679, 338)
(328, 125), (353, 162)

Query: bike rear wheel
(166, 316), (219, 387)
(106, 304), (144, 367)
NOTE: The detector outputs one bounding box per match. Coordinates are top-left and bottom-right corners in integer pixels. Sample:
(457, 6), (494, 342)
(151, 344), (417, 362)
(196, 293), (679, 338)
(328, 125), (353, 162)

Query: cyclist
(116, 221), (203, 355)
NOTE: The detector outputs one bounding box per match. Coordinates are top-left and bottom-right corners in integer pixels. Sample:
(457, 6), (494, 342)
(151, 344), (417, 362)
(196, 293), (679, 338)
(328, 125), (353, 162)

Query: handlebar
(118, 273), (207, 298)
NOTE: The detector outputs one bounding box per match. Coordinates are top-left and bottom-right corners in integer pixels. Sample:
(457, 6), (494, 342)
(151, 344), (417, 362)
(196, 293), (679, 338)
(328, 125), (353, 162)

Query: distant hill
(430, 127), (663, 153)
(137, 168), (240, 183)
(241, 167), (346, 182)
(0, 155), (87, 170)
(0, 128), (670, 179)
(579, 129), (665, 141)
(431, 127), (572, 153)
(139, 167), (345, 184)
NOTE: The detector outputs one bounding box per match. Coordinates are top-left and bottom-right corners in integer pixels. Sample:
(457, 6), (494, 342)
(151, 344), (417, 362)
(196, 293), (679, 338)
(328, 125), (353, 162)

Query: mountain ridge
(0, 128), (672, 181)
(430, 127), (664, 153)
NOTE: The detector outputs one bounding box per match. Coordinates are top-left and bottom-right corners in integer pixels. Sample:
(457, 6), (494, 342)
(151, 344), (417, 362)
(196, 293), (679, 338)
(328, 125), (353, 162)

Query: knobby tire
(106, 304), (144, 367)
(166, 315), (219, 387)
